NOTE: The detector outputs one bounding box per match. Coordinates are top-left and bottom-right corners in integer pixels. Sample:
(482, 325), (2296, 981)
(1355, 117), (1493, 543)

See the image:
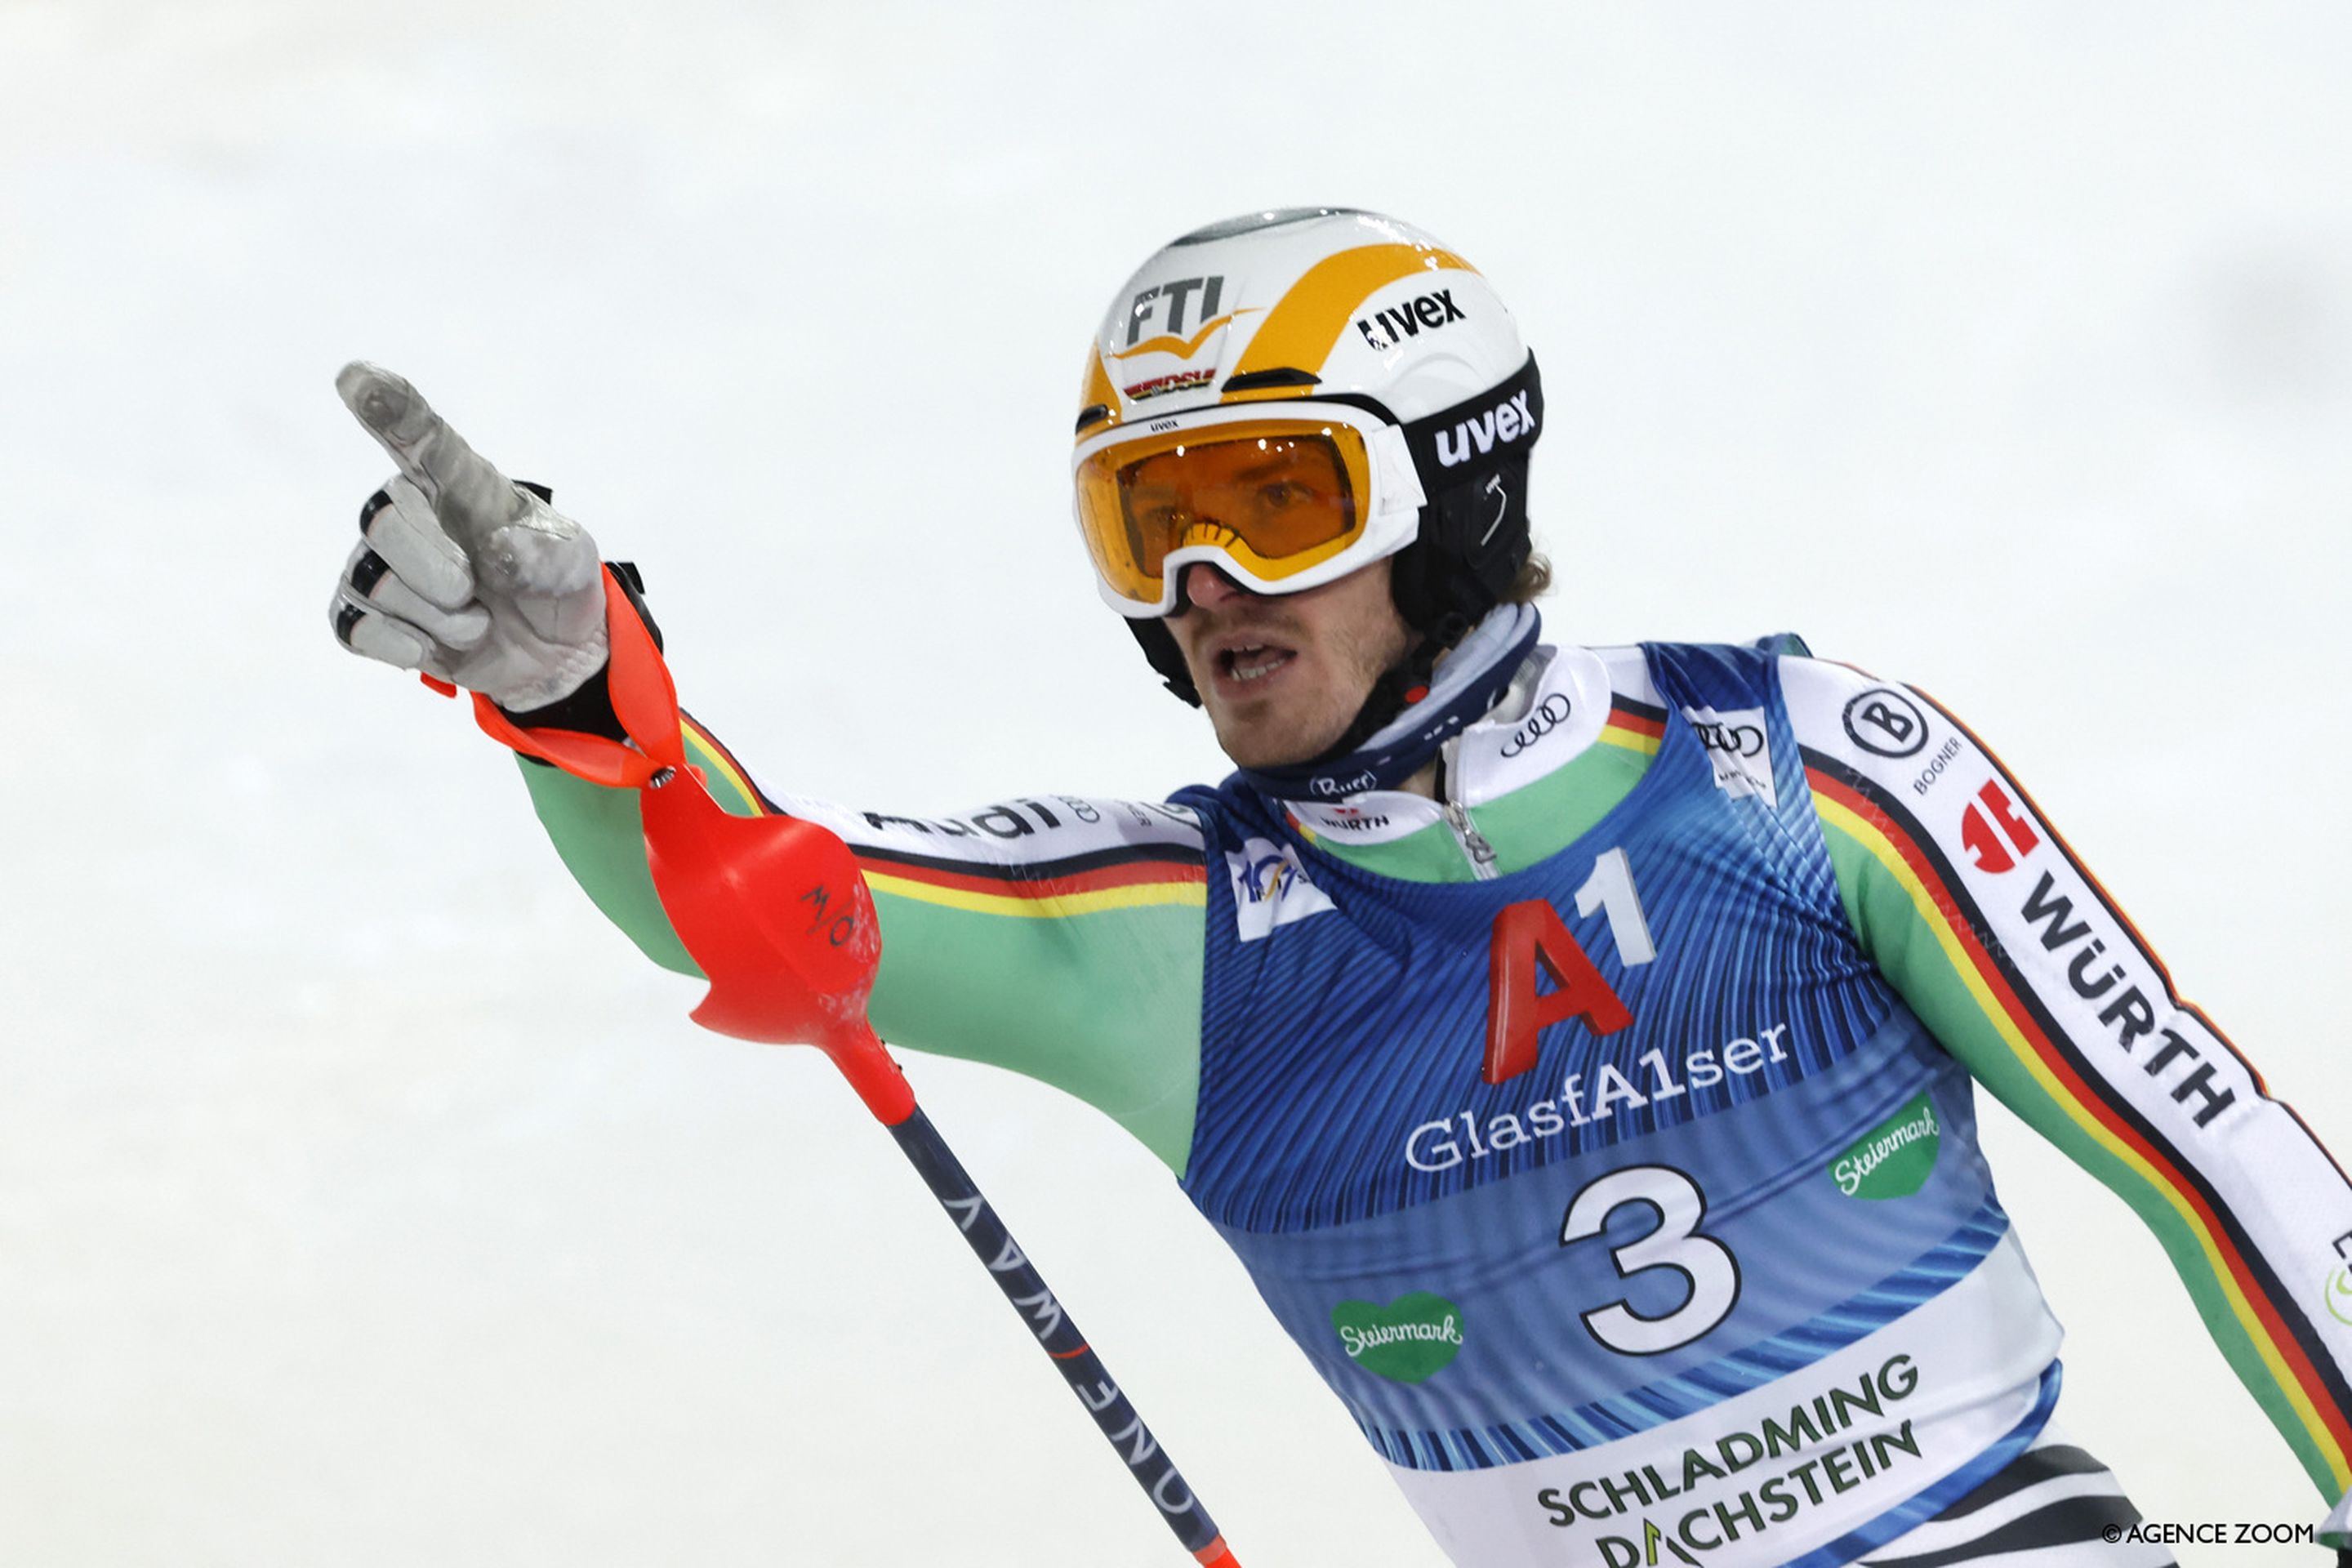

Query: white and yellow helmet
(1071, 207), (1543, 702)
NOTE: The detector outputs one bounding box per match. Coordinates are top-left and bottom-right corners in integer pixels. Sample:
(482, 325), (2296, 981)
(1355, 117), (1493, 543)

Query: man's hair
(1503, 552), (1552, 606)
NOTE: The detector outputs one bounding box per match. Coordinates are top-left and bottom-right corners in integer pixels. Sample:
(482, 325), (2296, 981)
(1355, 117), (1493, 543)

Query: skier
(331, 207), (2352, 1566)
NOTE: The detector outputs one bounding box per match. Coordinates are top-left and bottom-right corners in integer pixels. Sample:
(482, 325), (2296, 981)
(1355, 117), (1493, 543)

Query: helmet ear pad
(1384, 351), (1543, 639)
(1388, 449), (1534, 635)
(1129, 615), (1203, 707)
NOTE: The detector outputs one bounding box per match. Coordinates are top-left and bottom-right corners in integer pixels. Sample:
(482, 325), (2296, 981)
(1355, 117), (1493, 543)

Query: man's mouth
(1218, 643), (1297, 684)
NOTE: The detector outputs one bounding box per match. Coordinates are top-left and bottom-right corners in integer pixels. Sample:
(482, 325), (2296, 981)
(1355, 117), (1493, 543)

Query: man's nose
(1180, 562), (1252, 610)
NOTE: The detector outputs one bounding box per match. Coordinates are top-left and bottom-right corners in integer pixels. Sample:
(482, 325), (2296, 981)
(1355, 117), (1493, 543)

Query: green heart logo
(1829, 1091), (1942, 1200)
(1330, 1293), (1466, 1383)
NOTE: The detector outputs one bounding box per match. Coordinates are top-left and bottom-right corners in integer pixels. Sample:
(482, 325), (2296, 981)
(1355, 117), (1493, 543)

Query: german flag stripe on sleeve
(1804, 736), (2352, 1492)
(1601, 696), (1666, 755)
(864, 864), (1205, 920)
(679, 715), (1206, 920)
(1925, 697), (2351, 1192)
(862, 840), (1206, 920)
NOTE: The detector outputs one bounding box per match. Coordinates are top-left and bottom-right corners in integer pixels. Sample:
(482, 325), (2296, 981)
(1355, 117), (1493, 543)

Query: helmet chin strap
(1231, 603), (1541, 801)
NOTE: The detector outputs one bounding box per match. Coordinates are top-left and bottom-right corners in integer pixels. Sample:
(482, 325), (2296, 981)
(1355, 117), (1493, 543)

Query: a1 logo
(1483, 848), (1656, 1085)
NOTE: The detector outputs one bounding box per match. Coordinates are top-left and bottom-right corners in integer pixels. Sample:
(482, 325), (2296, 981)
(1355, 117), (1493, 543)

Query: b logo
(1842, 688), (1929, 759)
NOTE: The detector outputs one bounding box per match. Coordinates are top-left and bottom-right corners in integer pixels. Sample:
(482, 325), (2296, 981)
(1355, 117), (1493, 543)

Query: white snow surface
(4, 3), (2350, 1562)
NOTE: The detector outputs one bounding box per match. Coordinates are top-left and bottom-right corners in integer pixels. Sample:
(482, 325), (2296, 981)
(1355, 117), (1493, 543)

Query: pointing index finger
(336, 362), (528, 547)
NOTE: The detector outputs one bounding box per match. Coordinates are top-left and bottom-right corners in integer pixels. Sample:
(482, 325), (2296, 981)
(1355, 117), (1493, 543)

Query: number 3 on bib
(1561, 1165), (1742, 1356)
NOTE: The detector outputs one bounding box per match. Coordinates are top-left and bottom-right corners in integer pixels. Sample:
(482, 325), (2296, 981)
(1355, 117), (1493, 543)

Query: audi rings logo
(1842, 688), (1930, 759)
(1693, 720), (1766, 759)
(1500, 695), (1573, 759)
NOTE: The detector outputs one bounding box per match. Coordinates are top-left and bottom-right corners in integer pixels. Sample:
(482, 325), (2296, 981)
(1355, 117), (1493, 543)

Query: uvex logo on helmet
(1080, 209), (1543, 735)
(1355, 287), (1467, 352)
(1435, 389), (1537, 468)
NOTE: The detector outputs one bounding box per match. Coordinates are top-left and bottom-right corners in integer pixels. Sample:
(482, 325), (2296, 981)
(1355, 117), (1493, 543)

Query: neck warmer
(1233, 603), (1541, 801)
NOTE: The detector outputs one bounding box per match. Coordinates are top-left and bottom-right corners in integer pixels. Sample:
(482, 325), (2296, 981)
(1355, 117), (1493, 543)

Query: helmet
(1071, 207), (1543, 706)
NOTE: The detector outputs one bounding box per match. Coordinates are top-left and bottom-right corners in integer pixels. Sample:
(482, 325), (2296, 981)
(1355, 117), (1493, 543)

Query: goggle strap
(1370, 423), (1428, 515)
(1396, 354), (1543, 492)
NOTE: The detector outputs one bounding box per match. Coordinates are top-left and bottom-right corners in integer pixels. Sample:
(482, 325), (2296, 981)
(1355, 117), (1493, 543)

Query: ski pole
(438, 568), (1239, 1562)
(843, 1022), (1237, 1566)
(632, 757), (1241, 1566)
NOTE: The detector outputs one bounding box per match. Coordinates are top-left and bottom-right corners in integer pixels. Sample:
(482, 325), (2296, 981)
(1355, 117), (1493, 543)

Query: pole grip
(823, 1019), (916, 1126)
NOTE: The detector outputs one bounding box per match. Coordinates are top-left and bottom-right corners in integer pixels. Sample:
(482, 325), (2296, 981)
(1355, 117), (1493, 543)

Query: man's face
(1168, 556), (1414, 769)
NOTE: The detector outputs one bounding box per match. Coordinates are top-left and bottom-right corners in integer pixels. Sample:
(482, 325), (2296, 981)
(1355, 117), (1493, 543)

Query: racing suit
(519, 635), (2352, 1566)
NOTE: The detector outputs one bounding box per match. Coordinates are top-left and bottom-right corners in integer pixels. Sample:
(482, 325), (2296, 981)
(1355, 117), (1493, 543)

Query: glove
(329, 363), (608, 714)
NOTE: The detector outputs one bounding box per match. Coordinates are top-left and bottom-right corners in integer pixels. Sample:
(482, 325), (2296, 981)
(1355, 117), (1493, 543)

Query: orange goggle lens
(1075, 421), (1374, 607)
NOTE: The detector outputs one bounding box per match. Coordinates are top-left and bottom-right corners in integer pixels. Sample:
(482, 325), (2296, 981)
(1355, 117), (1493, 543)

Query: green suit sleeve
(1792, 663), (2352, 1509)
(513, 735), (1209, 1175)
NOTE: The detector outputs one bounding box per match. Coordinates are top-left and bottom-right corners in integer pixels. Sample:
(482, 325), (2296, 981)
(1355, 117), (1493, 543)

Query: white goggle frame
(1070, 399), (1428, 619)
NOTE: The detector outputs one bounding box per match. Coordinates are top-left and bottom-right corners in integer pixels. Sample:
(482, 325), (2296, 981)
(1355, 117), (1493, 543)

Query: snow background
(4, 2), (2350, 1561)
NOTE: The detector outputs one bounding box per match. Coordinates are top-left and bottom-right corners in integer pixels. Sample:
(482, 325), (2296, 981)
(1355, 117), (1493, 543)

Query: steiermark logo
(1830, 1093), (1941, 1200)
(1330, 1293), (1466, 1383)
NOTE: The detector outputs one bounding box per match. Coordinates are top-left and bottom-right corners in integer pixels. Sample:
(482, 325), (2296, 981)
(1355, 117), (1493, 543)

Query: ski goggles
(1071, 402), (1428, 617)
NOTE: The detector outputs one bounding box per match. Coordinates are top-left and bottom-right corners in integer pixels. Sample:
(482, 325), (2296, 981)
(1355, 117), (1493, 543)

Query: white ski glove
(330, 363), (608, 713)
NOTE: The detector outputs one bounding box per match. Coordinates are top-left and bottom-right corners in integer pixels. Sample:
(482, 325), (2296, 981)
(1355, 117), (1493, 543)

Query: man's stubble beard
(1196, 608), (1414, 770)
